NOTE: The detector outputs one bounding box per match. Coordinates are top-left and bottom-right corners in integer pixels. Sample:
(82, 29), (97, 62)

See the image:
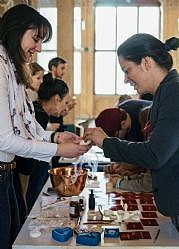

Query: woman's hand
(54, 131), (82, 144)
(56, 142), (91, 158)
(109, 175), (122, 186)
(83, 127), (108, 148)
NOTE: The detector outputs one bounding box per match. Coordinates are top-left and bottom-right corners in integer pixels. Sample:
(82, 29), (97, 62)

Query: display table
(13, 173), (179, 249)
(58, 146), (111, 171)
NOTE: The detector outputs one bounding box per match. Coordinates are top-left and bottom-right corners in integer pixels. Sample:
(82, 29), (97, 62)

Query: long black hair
(0, 4), (52, 85)
(38, 79), (69, 101)
(117, 33), (179, 71)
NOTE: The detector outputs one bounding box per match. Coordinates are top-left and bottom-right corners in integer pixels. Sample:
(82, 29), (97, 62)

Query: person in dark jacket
(43, 57), (67, 132)
(43, 56), (67, 82)
(118, 99), (152, 141)
(84, 34), (179, 232)
(95, 107), (152, 193)
(26, 79), (70, 212)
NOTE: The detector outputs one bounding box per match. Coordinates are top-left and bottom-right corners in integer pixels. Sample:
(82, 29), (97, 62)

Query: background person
(44, 57), (68, 132)
(26, 62), (44, 101)
(43, 57), (78, 167)
(34, 79), (70, 130)
(43, 56), (67, 81)
(84, 34), (179, 231)
(0, 5), (90, 249)
(28, 79), (71, 211)
(95, 108), (129, 138)
(43, 57), (67, 132)
(14, 79), (70, 223)
(114, 94), (132, 107)
(117, 98), (152, 141)
(95, 107), (152, 192)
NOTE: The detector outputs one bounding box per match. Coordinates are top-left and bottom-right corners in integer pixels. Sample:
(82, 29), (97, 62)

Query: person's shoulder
(162, 69), (179, 86)
(160, 69), (179, 93)
(139, 99), (152, 107)
(43, 73), (53, 82)
(119, 99), (151, 107)
(118, 98), (133, 107)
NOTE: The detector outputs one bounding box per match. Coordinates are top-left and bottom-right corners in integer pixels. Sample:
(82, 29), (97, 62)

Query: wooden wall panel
(80, 0), (94, 119)
(160, 0), (179, 71)
(56, 0), (74, 124)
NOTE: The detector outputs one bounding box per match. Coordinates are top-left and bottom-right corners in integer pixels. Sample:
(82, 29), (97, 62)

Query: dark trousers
(51, 156), (61, 168)
(0, 170), (20, 249)
(171, 215), (179, 232)
(13, 159), (50, 226)
(26, 161), (50, 213)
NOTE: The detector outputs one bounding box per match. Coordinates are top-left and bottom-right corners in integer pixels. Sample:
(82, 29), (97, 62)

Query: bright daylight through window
(95, 5), (160, 95)
(38, 1), (160, 95)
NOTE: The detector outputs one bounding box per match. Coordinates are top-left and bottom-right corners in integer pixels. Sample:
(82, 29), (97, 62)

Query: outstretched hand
(83, 127), (108, 148)
(56, 142), (91, 158)
(54, 131), (82, 144)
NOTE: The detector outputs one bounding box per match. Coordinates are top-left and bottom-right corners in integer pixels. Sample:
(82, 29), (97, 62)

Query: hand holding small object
(80, 140), (92, 145)
(84, 127), (108, 148)
(56, 142), (91, 158)
(54, 131), (81, 144)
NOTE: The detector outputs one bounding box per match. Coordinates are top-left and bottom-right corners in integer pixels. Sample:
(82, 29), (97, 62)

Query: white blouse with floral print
(0, 44), (57, 162)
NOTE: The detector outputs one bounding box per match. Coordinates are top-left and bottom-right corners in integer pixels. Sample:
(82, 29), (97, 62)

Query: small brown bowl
(48, 166), (88, 197)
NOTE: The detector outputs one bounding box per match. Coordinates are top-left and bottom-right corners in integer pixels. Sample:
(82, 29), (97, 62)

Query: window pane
(39, 7), (57, 50)
(139, 7), (160, 38)
(37, 0), (56, 8)
(74, 7), (81, 49)
(117, 7), (137, 46)
(37, 51), (57, 72)
(95, 7), (116, 50)
(95, 52), (116, 94)
(74, 51), (81, 94)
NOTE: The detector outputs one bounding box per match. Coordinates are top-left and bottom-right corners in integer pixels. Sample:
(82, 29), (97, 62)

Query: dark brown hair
(0, 4), (52, 85)
(117, 33), (179, 71)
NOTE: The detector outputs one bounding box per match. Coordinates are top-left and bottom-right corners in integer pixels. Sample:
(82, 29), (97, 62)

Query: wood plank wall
(160, 0), (179, 72)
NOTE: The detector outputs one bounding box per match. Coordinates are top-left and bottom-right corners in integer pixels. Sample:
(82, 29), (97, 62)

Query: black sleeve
(49, 115), (65, 132)
(33, 101), (49, 130)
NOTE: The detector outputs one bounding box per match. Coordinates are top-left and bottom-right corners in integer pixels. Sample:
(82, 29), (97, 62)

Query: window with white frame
(37, 0), (57, 72)
(94, 2), (160, 95)
(37, 0), (160, 95)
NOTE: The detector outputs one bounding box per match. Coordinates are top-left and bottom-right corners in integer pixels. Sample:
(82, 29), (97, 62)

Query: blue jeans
(0, 170), (20, 249)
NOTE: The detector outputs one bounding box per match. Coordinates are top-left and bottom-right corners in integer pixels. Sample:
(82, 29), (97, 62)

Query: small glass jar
(79, 198), (85, 212)
(69, 196), (80, 218)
